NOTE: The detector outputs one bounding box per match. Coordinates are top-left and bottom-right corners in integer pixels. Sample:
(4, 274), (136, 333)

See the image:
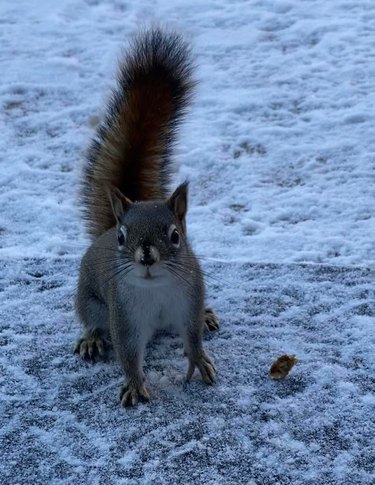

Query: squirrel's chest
(125, 284), (191, 332)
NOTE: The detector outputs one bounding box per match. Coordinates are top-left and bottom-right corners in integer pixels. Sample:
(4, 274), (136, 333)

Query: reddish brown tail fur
(82, 28), (195, 239)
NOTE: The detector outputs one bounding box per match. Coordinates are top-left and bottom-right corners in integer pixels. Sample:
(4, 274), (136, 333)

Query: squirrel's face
(108, 183), (189, 286)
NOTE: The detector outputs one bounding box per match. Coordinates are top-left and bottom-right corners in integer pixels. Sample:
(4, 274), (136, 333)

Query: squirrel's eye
(118, 226), (127, 248)
(171, 230), (179, 245)
(168, 225), (180, 247)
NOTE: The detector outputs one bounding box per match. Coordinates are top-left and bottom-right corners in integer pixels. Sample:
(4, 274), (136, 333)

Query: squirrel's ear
(167, 182), (188, 235)
(107, 186), (132, 224)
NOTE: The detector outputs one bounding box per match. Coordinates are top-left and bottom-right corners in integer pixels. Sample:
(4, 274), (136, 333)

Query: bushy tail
(81, 28), (195, 239)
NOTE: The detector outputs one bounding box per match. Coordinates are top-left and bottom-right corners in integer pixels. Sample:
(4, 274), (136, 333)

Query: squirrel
(74, 28), (219, 407)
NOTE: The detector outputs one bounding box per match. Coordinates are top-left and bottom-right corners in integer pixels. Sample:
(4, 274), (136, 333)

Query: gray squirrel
(75, 28), (219, 407)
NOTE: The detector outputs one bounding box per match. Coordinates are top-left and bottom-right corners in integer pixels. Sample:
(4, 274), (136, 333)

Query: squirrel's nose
(140, 254), (155, 266)
(135, 245), (160, 266)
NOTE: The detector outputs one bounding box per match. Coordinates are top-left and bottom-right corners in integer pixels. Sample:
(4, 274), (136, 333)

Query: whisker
(169, 258), (231, 288)
(163, 263), (196, 297)
(103, 264), (134, 286)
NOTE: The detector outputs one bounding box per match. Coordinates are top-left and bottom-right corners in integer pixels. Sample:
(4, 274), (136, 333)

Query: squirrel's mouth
(144, 268), (153, 279)
(141, 266), (163, 280)
(126, 263), (169, 287)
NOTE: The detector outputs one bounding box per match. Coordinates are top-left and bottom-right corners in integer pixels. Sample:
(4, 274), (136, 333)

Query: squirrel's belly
(126, 284), (190, 332)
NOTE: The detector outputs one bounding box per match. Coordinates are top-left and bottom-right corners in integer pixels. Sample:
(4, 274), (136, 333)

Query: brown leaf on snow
(269, 354), (298, 380)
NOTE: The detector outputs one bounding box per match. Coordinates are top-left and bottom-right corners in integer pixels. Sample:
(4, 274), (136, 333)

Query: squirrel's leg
(183, 312), (216, 385)
(109, 313), (150, 407)
(75, 283), (110, 361)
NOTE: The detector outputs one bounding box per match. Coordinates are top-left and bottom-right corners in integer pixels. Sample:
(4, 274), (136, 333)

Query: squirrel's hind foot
(74, 334), (109, 362)
(204, 308), (220, 333)
(186, 351), (216, 385)
(120, 381), (150, 407)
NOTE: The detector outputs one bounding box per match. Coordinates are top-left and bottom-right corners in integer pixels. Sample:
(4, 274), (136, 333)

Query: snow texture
(0, 0), (374, 484)
(1, 259), (375, 484)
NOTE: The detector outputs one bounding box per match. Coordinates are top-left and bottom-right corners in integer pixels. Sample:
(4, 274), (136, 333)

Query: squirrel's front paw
(186, 351), (216, 385)
(74, 335), (107, 361)
(120, 381), (150, 407)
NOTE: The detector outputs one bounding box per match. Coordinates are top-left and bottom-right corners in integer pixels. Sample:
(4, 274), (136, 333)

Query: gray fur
(76, 198), (216, 407)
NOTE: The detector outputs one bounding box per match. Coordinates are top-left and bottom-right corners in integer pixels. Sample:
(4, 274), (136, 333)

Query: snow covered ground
(0, 0), (374, 484)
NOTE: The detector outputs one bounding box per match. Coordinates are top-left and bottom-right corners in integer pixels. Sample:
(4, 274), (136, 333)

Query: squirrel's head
(107, 182), (190, 285)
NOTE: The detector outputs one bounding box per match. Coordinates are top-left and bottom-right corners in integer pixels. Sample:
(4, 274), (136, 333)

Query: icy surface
(0, 0), (374, 483)
(1, 259), (375, 484)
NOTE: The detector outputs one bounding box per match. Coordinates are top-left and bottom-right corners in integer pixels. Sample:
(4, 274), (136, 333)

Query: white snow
(0, 0), (374, 484)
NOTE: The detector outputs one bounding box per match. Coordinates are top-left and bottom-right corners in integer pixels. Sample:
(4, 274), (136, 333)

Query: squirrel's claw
(186, 362), (195, 382)
(74, 336), (107, 362)
(120, 382), (150, 407)
(204, 308), (220, 333)
(186, 352), (216, 385)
